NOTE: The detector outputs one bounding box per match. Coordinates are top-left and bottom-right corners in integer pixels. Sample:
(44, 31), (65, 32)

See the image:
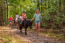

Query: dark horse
(18, 19), (33, 35)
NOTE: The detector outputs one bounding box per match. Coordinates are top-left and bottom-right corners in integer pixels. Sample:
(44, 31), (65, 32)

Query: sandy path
(0, 27), (65, 43)
(8, 29), (65, 43)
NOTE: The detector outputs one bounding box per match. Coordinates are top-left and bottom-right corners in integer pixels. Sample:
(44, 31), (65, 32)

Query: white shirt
(19, 16), (22, 19)
(16, 15), (19, 18)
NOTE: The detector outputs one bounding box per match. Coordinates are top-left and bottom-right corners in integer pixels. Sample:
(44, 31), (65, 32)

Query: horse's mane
(25, 19), (31, 21)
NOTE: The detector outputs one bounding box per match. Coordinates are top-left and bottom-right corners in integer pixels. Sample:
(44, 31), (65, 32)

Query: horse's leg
(9, 23), (11, 27)
(16, 23), (18, 28)
(19, 26), (22, 33)
(25, 27), (27, 35)
(15, 23), (17, 28)
(17, 22), (19, 28)
(16, 23), (18, 29)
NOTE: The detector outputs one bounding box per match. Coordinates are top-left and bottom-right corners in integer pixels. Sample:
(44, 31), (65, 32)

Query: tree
(64, 0), (65, 15)
(0, 0), (5, 26)
(37, 0), (40, 9)
(6, 0), (8, 22)
(59, 0), (61, 13)
(41, 0), (43, 12)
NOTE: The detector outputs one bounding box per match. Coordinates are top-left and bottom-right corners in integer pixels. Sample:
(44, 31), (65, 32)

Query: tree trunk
(6, 0), (8, 22)
(37, 0), (40, 9)
(64, 0), (65, 14)
(48, 0), (50, 8)
(0, 1), (3, 26)
(41, 0), (43, 12)
(44, 0), (46, 8)
(59, 0), (61, 13)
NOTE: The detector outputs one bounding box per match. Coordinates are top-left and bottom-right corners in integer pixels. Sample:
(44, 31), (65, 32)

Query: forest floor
(0, 26), (65, 43)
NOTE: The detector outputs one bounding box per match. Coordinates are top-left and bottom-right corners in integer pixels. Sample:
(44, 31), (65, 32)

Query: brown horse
(19, 19), (33, 35)
(14, 18), (19, 28)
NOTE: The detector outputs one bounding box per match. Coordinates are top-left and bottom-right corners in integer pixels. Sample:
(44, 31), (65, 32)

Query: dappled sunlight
(0, 26), (32, 43)
(0, 26), (11, 30)
(0, 26), (65, 43)
(0, 0), (65, 43)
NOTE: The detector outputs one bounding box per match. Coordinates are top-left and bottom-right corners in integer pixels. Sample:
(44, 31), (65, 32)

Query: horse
(14, 18), (19, 28)
(9, 21), (12, 27)
(18, 19), (33, 35)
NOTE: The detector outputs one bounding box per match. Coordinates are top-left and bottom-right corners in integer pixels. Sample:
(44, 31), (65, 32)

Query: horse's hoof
(37, 35), (38, 36)
(25, 33), (27, 35)
(37, 34), (38, 36)
(20, 31), (22, 33)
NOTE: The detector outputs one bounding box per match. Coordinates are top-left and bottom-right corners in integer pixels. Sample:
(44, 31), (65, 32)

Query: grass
(0, 26), (65, 43)
(0, 32), (30, 43)
(41, 31), (65, 42)
(0, 36), (23, 43)
(0, 26), (31, 43)
(0, 26), (11, 30)
(28, 27), (65, 42)
(0, 30), (28, 43)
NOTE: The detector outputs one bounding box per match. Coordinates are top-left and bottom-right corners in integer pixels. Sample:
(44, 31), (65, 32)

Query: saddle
(19, 19), (26, 26)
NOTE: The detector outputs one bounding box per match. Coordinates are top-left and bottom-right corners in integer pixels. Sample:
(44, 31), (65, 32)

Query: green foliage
(8, 0), (37, 18)
(1, 0), (65, 29)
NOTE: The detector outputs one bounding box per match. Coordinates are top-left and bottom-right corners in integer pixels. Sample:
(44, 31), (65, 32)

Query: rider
(22, 11), (27, 20)
(21, 11), (27, 24)
(15, 13), (19, 22)
(8, 16), (13, 27)
(19, 15), (23, 24)
(16, 13), (19, 19)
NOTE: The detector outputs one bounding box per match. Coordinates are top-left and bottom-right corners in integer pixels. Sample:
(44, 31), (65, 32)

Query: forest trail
(0, 26), (65, 43)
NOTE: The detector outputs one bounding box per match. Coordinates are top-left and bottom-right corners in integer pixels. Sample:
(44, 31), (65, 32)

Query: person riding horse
(8, 16), (13, 27)
(18, 11), (33, 35)
(15, 13), (19, 28)
(19, 19), (33, 35)
(18, 11), (27, 25)
(21, 11), (27, 24)
(14, 11), (33, 35)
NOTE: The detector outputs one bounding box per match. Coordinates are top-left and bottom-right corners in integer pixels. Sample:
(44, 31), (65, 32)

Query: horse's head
(28, 20), (33, 29)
